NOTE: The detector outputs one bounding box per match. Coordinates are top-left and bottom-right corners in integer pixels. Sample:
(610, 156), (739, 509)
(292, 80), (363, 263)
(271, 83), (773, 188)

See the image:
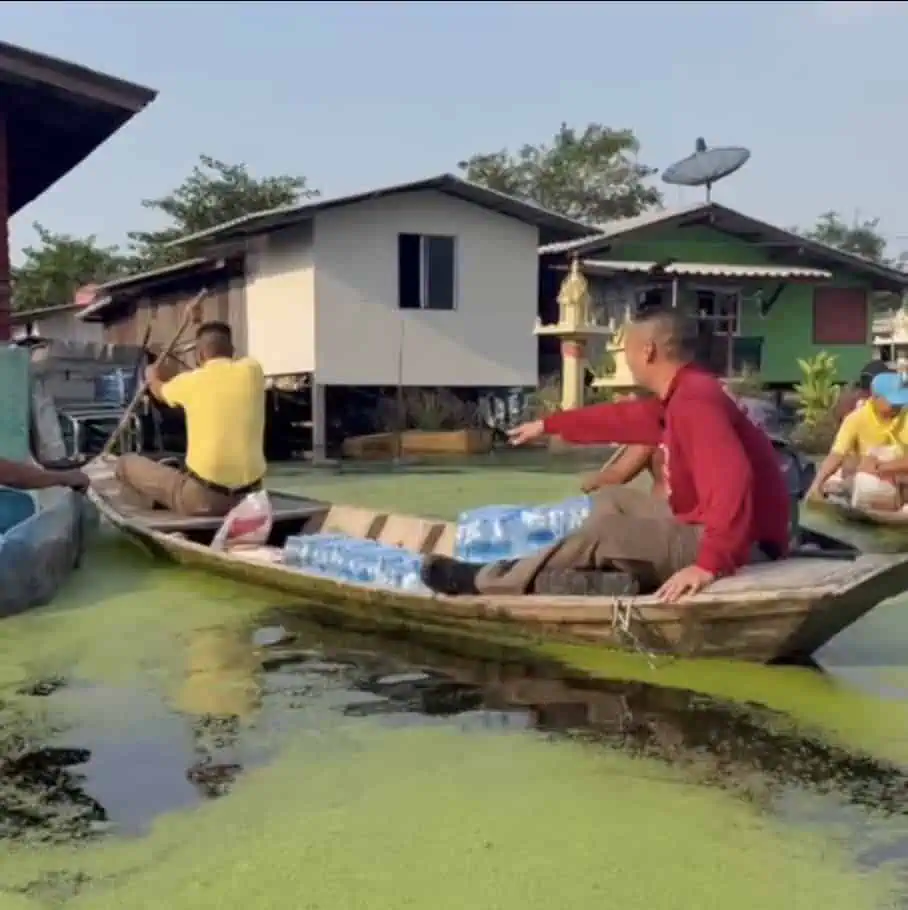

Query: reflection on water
(7, 607), (908, 863)
(3, 534), (908, 906)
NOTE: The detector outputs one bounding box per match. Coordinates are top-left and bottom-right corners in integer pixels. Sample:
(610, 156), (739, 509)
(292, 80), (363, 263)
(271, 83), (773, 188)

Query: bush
(790, 412), (838, 455)
(377, 389), (480, 432)
(794, 352), (840, 428)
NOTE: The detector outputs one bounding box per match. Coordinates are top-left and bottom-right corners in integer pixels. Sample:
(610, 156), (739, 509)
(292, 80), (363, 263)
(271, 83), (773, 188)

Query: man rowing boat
(421, 308), (789, 604)
(115, 321), (267, 517)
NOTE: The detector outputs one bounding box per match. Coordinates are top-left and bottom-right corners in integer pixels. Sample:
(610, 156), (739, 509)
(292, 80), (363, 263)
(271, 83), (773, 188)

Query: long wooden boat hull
(811, 496), (908, 531)
(85, 458), (908, 664)
(0, 485), (90, 618)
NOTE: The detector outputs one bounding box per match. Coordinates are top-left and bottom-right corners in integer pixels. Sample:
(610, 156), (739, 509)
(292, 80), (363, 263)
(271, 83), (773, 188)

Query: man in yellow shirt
(115, 321), (267, 516)
(807, 371), (908, 501)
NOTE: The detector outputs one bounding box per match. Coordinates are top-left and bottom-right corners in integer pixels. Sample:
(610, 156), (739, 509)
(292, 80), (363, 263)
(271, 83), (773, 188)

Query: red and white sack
(211, 490), (274, 551)
(851, 446), (901, 511)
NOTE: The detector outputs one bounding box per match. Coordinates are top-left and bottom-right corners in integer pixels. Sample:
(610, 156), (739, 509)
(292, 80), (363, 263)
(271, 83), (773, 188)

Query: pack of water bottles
(282, 533), (429, 594)
(279, 493), (593, 594)
(454, 495), (592, 563)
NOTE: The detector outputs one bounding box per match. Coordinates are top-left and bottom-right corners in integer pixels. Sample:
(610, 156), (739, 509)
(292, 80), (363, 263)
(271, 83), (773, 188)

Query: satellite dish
(662, 138), (751, 201)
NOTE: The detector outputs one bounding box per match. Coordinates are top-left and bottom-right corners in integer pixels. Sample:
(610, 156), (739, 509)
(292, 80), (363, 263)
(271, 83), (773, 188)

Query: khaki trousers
(474, 486), (703, 596)
(115, 454), (241, 517)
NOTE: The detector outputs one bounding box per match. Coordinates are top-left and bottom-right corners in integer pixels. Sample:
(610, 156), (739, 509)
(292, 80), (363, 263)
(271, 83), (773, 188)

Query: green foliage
(459, 123), (662, 223)
(800, 210), (907, 270)
(523, 376), (616, 419)
(127, 155), (318, 267)
(378, 389), (480, 432)
(524, 375), (563, 419)
(794, 352), (840, 426)
(10, 156), (318, 311)
(11, 224), (132, 312)
(791, 352), (841, 453)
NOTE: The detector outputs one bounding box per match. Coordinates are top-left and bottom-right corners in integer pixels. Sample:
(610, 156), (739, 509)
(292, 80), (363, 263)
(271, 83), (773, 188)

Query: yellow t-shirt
(831, 400), (908, 457)
(161, 357), (267, 489)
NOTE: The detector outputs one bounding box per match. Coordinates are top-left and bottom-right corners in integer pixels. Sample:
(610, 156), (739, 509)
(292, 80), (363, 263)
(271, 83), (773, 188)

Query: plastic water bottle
(455, 505), (524, 562)
(282, 535), (307, 566)
(398, 553), (428, 593)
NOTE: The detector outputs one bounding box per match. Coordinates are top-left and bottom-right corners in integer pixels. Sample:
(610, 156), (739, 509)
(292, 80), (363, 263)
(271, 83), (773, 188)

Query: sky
(4, 0), (908, 261)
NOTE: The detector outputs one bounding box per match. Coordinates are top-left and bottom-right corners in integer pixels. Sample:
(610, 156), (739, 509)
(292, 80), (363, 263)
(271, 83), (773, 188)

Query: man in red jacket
(421, 309), (790, 604)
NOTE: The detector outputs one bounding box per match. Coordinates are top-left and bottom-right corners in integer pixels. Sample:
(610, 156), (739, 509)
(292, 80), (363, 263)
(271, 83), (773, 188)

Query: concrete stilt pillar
(311, 380), (327, 463)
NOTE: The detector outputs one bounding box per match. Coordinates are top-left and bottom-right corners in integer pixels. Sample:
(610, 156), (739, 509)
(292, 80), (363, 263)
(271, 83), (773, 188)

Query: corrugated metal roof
(77, 257), (219, 321)
(164, 174), (594, 249)
(538, 201), (908, 291)
(539, 203), (708, 255)
(578, 259), (833, 280)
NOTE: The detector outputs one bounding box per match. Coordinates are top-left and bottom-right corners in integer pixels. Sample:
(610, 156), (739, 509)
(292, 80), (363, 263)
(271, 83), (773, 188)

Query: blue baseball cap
(871, 371), (908, 407)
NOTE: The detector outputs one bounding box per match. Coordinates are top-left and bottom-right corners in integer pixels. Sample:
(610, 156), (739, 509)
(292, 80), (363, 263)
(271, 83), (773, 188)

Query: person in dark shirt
(421, 308), (789, 604)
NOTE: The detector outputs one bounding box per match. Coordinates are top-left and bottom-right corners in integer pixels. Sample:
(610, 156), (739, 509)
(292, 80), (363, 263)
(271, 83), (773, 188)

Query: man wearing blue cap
(807, 371), (908, 504)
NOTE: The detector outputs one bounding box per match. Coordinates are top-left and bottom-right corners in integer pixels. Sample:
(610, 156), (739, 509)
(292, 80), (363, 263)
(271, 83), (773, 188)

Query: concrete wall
(243, 222), (315, 376)
(312, 190), (539, 387)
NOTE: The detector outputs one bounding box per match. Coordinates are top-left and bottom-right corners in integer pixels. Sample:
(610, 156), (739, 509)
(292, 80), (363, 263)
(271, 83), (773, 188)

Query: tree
(802, 211), (889, 263)
(459, 123), (662, 223)
(128, 155), (319, 266)
(11, 224), (131, 312)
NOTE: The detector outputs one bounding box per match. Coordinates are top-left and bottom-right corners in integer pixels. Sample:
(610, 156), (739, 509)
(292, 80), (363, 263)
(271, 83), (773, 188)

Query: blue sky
(4, 0), (908, 261)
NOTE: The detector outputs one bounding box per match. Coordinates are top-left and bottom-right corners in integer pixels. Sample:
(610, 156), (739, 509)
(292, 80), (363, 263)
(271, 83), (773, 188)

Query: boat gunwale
(86, 469), (908, 623)
(813, 496), (908, 528)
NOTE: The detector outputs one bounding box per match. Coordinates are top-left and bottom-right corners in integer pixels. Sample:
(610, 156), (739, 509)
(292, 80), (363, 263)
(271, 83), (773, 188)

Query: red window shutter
(812, 288), (868, 345)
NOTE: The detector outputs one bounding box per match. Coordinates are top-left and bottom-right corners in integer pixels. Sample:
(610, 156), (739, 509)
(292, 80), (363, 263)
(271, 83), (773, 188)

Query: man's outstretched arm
(0, 459), (89, 492)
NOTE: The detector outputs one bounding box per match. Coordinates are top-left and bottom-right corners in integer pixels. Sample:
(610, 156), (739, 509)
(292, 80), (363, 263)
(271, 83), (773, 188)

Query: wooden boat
(85, 456), (908, 664)
(0, 484), (89, 618)
(811, 494), (908, 530)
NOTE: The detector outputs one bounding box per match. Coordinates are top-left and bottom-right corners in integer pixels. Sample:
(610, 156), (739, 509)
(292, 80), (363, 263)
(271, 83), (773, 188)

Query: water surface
(1, 522), (907, 908)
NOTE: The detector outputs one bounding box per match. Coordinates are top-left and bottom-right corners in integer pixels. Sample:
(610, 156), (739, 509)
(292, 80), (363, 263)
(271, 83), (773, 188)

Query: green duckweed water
(2, 457), (908, 908)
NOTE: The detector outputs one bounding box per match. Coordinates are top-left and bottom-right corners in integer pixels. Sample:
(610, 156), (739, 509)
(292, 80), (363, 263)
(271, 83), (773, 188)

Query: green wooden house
(539, 202), (908, 387)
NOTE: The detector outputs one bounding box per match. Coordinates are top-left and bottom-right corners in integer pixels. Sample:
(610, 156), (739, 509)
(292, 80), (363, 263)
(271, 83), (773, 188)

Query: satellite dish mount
(662, 137), (751, 202)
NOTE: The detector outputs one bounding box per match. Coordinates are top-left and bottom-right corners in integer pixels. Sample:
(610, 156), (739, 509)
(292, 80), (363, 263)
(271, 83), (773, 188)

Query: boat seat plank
(90, 474), (325, 532)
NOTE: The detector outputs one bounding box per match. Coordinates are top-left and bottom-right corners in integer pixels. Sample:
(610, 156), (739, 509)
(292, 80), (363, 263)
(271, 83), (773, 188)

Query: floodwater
(2, 527), (908, 908)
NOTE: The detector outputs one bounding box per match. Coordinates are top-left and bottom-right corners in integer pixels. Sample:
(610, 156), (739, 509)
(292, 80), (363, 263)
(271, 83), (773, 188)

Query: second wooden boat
(85, 457), (908, 665)
(811, 495), (908, 530)
(0, 484), (89, 618)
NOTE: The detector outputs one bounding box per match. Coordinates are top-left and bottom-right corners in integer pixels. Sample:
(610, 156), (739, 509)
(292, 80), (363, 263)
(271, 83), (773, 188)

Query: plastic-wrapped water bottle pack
(282, 533), (429, 594)
(280, 494), (592, 594)
(454, 495), (592, 563)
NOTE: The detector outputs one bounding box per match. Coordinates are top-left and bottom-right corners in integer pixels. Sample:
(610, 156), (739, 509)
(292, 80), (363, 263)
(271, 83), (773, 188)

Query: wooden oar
(98, 289), (207, 458)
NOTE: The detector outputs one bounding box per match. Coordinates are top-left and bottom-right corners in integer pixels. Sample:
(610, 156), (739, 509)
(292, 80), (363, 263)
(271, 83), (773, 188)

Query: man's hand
(580, 472), (605, 494)
(60, 470), (90, 493)
(858, 455), (881, 475)
(507, 420), (546, 447)
(804, 482), (825, 504)
(656, 565), (715, 603)
(144, 363), (161, 386)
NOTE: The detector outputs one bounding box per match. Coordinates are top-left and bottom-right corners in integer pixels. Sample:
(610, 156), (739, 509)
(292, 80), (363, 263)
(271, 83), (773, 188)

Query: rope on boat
(612, 597), (668, 670)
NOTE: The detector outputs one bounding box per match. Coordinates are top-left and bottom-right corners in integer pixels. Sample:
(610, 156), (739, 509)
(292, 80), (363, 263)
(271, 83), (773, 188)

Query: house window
(694, 288), (741, 335)
(636, 287), (668, 314)
(398, 234), (457, 311)
(813, 287), (868, 345)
